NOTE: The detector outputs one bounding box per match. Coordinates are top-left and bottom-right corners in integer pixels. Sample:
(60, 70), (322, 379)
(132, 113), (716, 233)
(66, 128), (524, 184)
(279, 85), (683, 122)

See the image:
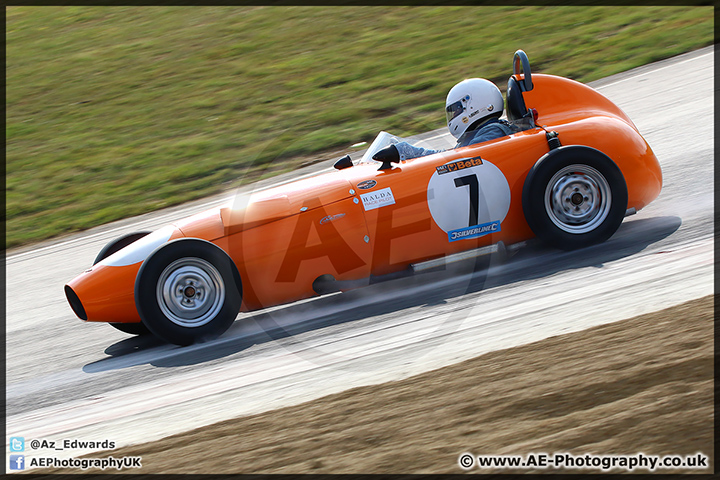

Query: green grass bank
(6, 6), (713, 248)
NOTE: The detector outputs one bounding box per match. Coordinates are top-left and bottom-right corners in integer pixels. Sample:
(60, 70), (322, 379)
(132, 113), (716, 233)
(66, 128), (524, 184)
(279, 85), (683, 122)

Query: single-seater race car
(65, 50), (662, 346)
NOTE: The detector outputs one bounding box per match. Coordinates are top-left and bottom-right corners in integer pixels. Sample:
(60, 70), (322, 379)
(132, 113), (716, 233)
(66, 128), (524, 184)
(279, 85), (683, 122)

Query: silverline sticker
(448, 220), (500, 242)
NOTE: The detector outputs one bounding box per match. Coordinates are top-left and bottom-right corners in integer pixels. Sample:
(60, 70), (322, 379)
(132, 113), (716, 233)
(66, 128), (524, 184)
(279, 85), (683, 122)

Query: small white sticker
(360, 187), (395, 211)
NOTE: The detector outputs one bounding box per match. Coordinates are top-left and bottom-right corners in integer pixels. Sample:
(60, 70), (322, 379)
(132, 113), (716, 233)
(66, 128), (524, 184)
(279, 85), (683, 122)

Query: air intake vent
(64, 285), (87, 321)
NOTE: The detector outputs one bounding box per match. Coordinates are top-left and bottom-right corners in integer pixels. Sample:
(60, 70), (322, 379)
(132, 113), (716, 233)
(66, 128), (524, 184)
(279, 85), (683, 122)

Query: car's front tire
(134, 239), (242, 346)
(522, 146), (628, 250)
(109, 322), (151, 336)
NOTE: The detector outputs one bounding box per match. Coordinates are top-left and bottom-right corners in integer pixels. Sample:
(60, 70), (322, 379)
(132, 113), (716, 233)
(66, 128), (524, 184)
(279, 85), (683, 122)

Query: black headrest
(506, 77), (528, 122)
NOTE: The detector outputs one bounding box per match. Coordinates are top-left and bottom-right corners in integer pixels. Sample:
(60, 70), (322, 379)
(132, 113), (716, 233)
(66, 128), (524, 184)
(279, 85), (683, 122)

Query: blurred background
(6, 6), (713, 248)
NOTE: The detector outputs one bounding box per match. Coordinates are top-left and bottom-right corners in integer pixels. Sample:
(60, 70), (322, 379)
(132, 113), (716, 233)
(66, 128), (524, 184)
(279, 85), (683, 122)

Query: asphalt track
(6, 46), (713, 468)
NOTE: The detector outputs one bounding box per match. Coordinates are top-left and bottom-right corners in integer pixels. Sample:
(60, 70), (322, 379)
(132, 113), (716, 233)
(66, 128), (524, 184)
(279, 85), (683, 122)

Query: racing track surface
(6, 47), (714, 466)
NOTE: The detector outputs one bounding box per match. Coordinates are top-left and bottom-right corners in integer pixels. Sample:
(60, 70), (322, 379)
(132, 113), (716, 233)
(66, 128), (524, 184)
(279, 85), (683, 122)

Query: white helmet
(445, 78), (504, 139)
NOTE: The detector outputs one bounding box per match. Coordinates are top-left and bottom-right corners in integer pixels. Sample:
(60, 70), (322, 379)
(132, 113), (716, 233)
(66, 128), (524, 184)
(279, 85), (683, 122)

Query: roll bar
(513, 49), (533, 92)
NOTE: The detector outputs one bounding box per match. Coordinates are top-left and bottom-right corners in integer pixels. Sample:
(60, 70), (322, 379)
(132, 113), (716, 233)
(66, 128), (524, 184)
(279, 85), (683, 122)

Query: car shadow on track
(85, 215), (681, 372)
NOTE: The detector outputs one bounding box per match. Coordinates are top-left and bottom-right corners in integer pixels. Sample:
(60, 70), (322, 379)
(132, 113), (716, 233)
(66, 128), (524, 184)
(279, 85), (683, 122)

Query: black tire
(94, 231), (153, 336)
(94, 231), (152, 265)
(522, 146), (628, 250)
(109, 322), (151, 335)
(134, 239), (242, 346)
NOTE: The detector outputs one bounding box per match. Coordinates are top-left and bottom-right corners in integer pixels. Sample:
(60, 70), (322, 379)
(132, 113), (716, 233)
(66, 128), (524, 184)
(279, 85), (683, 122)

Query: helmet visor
(446, 100), (465, 123)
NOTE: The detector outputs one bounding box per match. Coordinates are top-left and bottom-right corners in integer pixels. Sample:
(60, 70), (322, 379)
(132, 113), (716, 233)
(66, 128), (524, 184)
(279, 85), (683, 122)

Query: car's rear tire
(94, 231), (153, 336)
(522, 146), (628, 250)
(134, 239), (242, 346)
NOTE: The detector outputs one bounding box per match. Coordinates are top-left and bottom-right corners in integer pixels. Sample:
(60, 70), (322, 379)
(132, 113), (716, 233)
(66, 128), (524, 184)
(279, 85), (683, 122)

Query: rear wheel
(94, 231), (152, 336)
(134, 239), (242, 346)
(522, 146), (627, 250)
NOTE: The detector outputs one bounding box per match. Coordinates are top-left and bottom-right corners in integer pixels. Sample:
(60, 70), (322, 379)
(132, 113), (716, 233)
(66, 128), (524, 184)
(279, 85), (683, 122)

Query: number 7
(454, 174), (479, 227)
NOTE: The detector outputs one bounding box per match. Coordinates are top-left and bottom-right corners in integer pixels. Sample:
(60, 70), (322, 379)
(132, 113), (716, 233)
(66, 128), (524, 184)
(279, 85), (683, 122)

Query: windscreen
(358, 131), (403, 164)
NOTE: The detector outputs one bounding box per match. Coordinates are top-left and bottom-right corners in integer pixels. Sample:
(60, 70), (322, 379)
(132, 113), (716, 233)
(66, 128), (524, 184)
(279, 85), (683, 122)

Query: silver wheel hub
(156, 257), (225, 327)
(544, 164), (611, 234)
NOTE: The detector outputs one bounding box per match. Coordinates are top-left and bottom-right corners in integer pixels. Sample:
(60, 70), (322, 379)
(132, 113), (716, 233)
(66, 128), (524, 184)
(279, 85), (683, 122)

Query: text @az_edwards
(27, 438), (115, 450)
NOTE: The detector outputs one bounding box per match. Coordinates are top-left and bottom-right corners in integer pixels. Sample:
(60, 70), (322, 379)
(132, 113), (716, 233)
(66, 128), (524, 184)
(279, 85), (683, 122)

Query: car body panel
(520, 73), (637, 127)
(176, 208), (226, 241)
(229, 196), (372, 310)
(66, 226), (186, 323)
(221, 174), (355, 236)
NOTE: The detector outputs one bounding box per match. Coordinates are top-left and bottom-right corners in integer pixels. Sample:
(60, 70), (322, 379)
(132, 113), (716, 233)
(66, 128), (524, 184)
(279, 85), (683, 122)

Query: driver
(375, 78), (517, 162)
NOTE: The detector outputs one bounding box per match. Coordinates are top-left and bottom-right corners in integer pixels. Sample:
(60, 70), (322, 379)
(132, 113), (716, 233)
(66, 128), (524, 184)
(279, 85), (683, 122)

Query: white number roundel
(426, 157), (511, 239)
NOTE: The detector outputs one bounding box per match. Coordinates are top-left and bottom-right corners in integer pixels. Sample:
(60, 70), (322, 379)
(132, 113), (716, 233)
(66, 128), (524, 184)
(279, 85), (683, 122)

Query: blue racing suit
(394, 118), (517, 161)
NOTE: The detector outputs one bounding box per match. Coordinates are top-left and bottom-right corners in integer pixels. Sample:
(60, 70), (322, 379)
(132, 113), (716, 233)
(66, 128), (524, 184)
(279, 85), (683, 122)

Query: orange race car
(65, 50), (662, 345)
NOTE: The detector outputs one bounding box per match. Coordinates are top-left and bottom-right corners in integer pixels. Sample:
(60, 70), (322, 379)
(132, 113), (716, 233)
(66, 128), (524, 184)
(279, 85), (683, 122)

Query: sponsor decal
(357, 179), (377, 190)
(319, 213), (346, 225)
(435, 156), (484, 175)
(427, 158), (511, 238)
(462, 116), (469, 123)
(448, 220), (501, 242)
(360, 187), (395, 211)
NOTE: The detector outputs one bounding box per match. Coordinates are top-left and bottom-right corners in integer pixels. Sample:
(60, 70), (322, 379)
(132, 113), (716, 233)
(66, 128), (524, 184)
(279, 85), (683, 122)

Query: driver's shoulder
(462, 122), (512, 145)
(495, 118), (520, 133)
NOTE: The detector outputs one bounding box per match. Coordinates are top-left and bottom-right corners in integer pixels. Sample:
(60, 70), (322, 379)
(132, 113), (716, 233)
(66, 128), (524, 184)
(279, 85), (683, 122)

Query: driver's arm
(394, 141), (442, 161)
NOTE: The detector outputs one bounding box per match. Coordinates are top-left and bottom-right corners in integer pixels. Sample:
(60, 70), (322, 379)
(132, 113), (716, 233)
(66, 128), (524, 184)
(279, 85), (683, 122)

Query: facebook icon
(10, 454), (25, 470)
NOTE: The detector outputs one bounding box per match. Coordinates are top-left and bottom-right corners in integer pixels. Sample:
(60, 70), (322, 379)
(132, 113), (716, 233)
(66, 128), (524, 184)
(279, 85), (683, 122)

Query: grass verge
(6, 6), (714, 248)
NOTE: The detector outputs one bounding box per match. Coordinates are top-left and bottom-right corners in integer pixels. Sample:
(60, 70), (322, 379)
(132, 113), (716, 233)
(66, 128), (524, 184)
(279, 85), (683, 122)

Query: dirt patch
(35, 295), (713, 474)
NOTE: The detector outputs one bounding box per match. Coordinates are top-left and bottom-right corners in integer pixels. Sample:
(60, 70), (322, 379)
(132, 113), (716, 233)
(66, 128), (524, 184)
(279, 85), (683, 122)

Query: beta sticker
(360, 187), (395, 211)
(436, 156), (483, 175)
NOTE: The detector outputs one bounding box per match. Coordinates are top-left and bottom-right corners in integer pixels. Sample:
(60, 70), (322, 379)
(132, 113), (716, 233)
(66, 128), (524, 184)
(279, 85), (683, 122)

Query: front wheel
(135, 239), (243, 346)
(110, 322), (151, 335)
(522, 146), (628, 250)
